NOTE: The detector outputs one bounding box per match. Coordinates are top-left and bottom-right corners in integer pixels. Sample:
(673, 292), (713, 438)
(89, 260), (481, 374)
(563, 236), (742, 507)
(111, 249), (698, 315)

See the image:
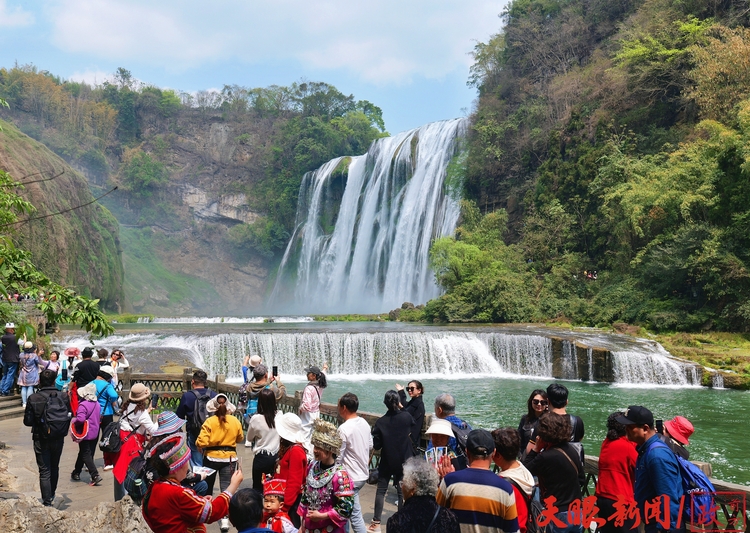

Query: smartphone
(655, 419), (664, 434)
(151, 394), (159, 408)
(272, 366), (278, 377)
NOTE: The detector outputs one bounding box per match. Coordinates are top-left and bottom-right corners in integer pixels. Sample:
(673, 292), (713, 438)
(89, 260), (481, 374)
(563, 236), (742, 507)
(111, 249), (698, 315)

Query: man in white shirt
(337, 392), (373, 533)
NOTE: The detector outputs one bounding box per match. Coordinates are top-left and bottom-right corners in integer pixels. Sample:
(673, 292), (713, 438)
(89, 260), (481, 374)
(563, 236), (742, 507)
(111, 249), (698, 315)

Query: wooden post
(183, 367), (192, 392)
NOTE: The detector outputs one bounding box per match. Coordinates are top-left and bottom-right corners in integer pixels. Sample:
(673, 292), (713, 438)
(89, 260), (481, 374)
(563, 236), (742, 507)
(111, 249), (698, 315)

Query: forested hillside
(0, 67), (386, 313)
(425, 0), (750, 332)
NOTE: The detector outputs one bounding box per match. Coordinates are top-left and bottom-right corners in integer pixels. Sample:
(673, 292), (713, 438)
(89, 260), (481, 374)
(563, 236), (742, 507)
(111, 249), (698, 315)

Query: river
(56, 319), (750, 485)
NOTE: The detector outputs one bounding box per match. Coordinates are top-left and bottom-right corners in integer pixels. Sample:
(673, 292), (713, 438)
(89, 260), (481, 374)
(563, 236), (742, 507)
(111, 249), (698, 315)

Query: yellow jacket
(195, 414), (244, 460)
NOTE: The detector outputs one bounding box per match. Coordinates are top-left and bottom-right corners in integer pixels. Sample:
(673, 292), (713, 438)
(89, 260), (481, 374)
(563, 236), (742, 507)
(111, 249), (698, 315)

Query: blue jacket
(93, 378), (120, 416)
(635, 434), (683, 531)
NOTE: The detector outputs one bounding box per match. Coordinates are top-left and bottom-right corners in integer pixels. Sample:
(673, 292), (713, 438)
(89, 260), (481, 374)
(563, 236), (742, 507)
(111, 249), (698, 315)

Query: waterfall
(712, 373), (725, 389)
(58, 328), (697, 385)
(587, 347), (594, 382)
(134, 316), (314, 324)
(271, 118), (468, 313)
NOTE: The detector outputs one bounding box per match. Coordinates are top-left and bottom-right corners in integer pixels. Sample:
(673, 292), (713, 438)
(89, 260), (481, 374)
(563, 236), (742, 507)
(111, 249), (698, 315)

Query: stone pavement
(0, 415), (399, 532)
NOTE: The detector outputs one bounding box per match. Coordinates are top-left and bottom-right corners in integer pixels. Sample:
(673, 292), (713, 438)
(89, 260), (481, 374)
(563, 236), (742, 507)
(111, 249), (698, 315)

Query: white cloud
(68, 69), (112, 86)
(0, 0), (34, 27)
(47, 0), (506, 85)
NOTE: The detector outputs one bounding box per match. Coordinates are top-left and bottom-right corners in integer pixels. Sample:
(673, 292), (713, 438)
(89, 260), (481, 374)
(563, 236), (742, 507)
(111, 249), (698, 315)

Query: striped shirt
(436, 467), (520, 533)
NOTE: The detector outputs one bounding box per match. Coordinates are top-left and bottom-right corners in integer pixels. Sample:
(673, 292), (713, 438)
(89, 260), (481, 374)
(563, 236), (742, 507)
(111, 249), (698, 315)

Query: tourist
(114, 382), (158, 501)
(595, 412), (637, 533)
(275, 412), (308, 529)
(71, 347), (100, 412)
(109, 349), (129, 386)
(18, 341), (41, 407)
(298, 419), (355, 533)
(617, 406), (683, 533)
(176, 369), (217, 466)
(43, 350), (60, 373)
(93, 365), (120, 470)
(492, 428), (534, 533)
(229, 487), (275, 533)
(241, 364), (286, 421)
(661, 415), (693, 460)
(150, 410), (209, 496)
(0, 322), (20, 396)
(433, 393), (472, 455)
(70, 382), (103, 486)
(369, 390), (415, 533)
(23, 369), (70, 506)
(518, 389), (547, 458)
(387, 457), (460, 533)
(242, 354), (262, 384)
(396, 379), (425, 449)
(299, 365), (327, 449)
(436, 429), (520, 533)
(337, 392), (373, 533)
(142, 433), (244, 533)
(261, 478), (297, 532)
(546, 383), (584, 460)
(196, 393), (244, 495)
(523, 413), (585, 533)
(425, 418), (464, 474)
(245, 388), (280, 491)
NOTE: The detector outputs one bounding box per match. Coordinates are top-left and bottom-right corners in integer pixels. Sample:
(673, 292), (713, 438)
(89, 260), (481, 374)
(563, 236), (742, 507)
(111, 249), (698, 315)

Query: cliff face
(0, 120), (123, 310)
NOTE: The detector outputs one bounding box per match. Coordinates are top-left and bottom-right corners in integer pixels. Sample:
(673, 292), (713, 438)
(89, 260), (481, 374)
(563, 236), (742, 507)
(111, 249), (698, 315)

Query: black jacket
(23, 387), (71, 441)
(387, 495), (460, 533)
(1, 333), (19, 363)
(398, 390), (425, 447)
(524, 442), (585, 512)
(373, 409), (415, 477)
(73, 358), (101, 387)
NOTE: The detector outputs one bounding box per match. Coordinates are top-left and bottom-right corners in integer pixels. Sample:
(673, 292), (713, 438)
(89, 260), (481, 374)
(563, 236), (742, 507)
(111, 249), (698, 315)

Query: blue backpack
(646, 440), (716, 526)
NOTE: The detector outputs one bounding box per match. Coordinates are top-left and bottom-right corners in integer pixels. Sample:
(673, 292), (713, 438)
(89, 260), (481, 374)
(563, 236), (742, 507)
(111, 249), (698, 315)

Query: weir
(271, 118), (468, 313)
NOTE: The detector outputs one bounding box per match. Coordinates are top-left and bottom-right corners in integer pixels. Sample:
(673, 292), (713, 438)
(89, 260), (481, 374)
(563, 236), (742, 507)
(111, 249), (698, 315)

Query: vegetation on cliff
(422, 0), (750, 335)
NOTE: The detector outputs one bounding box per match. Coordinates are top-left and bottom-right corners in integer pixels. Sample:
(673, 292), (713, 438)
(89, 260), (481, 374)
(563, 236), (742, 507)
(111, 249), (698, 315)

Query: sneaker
(367, 521), (381, 533)
(90, 475), (103, 486)
(219, 518), (230, 532)
(244, 440), (253, 448)
(71, 472), (80, 481)
(103, 464), (114, 471)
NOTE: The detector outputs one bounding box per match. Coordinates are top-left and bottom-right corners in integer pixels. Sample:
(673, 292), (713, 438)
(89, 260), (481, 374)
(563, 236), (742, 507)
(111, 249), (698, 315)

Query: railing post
(183, 367), (192, 392)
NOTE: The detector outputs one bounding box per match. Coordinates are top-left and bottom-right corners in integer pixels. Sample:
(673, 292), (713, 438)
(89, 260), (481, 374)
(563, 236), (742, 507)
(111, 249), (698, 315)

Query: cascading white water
(135, 316), (314, 324)
(712, 373), (725, 389)
(587, 347), (594, 382)
(560, 341), (579, 380)
(611, 349), (698, 386)
(271, 119), (468, 313)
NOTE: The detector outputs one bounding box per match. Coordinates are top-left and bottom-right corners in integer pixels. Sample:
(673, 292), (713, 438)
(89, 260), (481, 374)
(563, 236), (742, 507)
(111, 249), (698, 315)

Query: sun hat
(23, 341), (34, 351)
(77, 382), (98, 401)
(129, 383), (151, 402)
(64, 347), (81, 357)
(91, 353), (100, 362)
(253, 364), (268, 381)
(664, 415), (694, 445)
(206, 393), (237, 414)
(147, 433), (190, 473)
(249, 355), (262, 367)
(276, 412), (304, 443)
(152, 411), (187, 437)
(466, 429), (495, 457)
(264, 478), (286, 497)
(4, 323), (15, 329)
(304, 365), (321, 376)
(99, 365), (115, 378)
(310, 419), (342, 453)
(616, 405), (655, 428)
(424, 418), (454, 438)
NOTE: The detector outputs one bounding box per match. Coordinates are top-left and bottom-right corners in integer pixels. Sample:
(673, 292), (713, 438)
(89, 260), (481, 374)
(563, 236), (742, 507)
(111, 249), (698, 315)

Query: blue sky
(0, 0), (509, 134)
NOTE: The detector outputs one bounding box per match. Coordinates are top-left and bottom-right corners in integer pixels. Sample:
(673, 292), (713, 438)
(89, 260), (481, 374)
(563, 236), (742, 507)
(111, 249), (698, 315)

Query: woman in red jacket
(275, 412), (308, 529)
(595, 412), (638, 533)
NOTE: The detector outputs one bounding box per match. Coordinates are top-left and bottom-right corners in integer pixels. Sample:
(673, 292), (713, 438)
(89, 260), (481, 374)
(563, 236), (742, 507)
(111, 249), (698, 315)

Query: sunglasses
(533, 399), (548, 406)
(406, 387), (417, 392)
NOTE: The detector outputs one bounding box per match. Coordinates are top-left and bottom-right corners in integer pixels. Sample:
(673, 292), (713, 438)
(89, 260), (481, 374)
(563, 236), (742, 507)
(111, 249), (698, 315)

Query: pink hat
(664, 416), (694, 445)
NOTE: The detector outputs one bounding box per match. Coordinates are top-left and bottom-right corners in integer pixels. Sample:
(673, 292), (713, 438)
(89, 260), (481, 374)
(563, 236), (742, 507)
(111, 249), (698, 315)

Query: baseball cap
(466, 429), (495, 457)
(616, 405), (654, 427)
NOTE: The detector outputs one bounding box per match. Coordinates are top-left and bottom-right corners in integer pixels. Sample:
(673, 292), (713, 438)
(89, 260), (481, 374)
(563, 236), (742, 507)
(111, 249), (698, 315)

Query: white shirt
(246, 411), (281, 454)
(337, 416), (373, 483)
(499, 462), (535, 497)
(120, 404), (158, 435)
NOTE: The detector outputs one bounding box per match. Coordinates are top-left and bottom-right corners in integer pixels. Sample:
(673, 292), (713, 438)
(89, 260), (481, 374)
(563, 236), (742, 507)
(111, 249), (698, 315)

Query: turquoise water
(300, 377), (750, 486)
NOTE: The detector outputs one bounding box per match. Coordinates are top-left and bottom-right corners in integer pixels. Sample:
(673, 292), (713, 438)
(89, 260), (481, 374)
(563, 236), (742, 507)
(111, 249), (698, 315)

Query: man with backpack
(23, 369), (71, 507)
(176, 370), (216, 466)
(617, 406), (684, 533)
(240, 364), (286, 421)
(434, 393), (472, 456)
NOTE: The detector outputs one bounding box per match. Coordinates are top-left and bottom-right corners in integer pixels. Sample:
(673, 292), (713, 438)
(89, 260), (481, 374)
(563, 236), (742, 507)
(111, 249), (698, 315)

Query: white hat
(99, 365), (115, 378)
(249, 355), (262, 367)
(4, 323), (14, 329)
(425, 418), (454, 438)
(276, 412), (304, 443)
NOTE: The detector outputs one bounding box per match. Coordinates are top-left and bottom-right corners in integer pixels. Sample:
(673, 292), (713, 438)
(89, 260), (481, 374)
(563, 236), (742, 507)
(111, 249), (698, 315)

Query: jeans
(34, 438), (64, 505)
(73, 439), (100, 479)
(252, 450), (278, 492)
(21, 385), (35, 405)
(348, 479), (367, 533)
(0, 363), (18, 394)
(192, 479), (209, 496)
(114, 479), (126, 501)
(550, 509), (584, 533)
(188, 433), (203, 467)
(373, 473), (403, 522)
(203, 457), (237, 495)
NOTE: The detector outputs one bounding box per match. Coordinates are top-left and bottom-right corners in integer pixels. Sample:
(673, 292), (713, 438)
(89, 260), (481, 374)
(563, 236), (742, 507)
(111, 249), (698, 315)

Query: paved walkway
(0, 415), (398, 532)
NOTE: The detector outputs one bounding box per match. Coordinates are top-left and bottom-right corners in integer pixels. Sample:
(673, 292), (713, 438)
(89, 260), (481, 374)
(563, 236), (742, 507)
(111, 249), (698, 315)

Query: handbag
(70, 420), (89, 443)
(367, 468), (379, 485)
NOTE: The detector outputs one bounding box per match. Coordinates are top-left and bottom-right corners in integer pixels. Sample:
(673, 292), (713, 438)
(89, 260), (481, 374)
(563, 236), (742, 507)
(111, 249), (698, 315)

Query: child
(263, 478), (298, 533)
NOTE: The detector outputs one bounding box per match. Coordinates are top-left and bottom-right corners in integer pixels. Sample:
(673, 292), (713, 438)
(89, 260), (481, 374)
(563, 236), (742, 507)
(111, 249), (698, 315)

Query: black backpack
(507, 479), (548, 533)
(450, 420), (471, 455)
(99, 420), (123, 453)
(41, 391), (71, 438)
(189, 390), (211, 434)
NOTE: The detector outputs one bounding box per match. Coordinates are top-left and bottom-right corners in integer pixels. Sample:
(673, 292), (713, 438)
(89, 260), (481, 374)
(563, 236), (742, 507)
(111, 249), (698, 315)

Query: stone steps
(0, 393), (24, 420)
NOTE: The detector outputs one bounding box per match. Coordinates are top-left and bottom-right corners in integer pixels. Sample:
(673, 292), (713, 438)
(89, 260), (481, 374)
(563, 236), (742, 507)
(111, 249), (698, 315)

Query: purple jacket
(74, 399), (101, 441)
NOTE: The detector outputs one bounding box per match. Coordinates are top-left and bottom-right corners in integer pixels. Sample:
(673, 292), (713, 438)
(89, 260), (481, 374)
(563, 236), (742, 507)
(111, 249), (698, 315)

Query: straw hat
(152, 411), (187, 437)
(425, 418), (454, 438)
(249, 355), (262, 367)
(129, 383), (151, 402)
(276, 412), (304, 443)
(310, 419), (342, 454)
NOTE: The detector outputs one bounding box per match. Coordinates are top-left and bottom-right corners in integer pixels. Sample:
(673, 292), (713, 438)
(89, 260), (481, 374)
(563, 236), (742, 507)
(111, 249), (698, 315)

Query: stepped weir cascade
(59, 325), (700, 386)
(271, 118), (468, 314)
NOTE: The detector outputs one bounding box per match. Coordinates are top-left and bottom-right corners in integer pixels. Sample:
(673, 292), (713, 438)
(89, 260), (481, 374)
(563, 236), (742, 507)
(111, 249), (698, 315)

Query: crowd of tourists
(11, 331), (702, 533)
